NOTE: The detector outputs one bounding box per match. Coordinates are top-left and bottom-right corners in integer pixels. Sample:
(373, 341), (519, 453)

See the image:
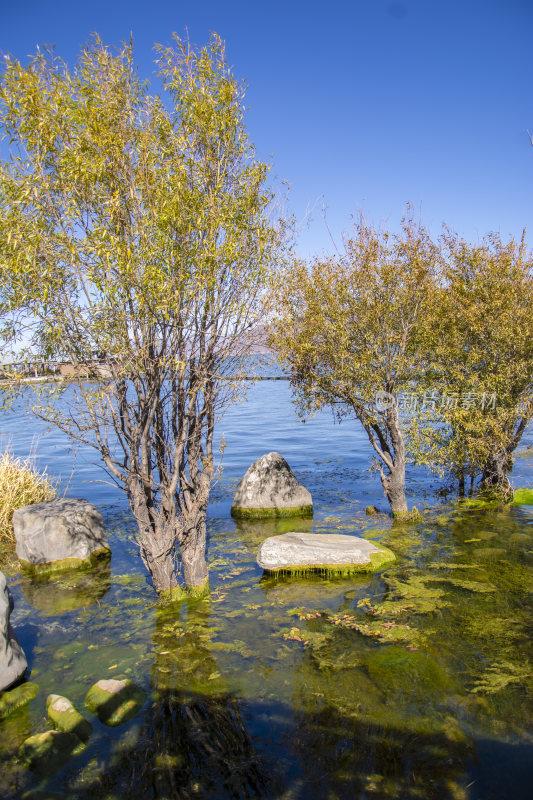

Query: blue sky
(1, 0), (532, 257)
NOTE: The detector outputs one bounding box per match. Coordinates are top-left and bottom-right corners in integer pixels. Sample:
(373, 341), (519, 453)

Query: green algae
(46, 694), (92, 742)
(512, 487), (533, 505)
(0, 682), (38, 720)
(231, 504), (313, 520)
(19, 547), (111, 576)
(364, 646), (453, 699)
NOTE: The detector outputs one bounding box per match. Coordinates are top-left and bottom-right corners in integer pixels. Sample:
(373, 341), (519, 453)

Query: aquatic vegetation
(512, 487), (533, 505)
(469, 660), (533, 695)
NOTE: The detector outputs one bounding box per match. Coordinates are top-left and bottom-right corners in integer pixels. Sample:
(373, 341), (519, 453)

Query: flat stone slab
(20, 730), (85, 775)
(13, 497), (109, 569)
(231, 452), (313, 520)
(257, 532), (395, 573)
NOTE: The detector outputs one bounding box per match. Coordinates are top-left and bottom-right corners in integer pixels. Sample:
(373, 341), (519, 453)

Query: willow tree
(0, 34), (282, 596)
(270, 214), (439, 517)
(414, 230), (533, 499)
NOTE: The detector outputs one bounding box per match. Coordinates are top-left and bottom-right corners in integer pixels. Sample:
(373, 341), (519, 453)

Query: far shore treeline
(0, 33), (532, 598)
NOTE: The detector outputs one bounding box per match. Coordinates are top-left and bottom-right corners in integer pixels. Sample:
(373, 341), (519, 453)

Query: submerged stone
(20, 553), (111, 614)
(257, 532), (395, 574)
(365, 505), (379, 516)
(47, 694), (92, 742)
(20, 729), (85, 775)
(365, 646), (453, 699)
(13, 497), (110, 570)
(0, 681), (38, 719)
(85, 678), (146, 726)
(231, 452), (313, 520)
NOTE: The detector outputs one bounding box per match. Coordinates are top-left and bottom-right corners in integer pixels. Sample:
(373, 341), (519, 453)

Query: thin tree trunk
(380, 460), (409, 516)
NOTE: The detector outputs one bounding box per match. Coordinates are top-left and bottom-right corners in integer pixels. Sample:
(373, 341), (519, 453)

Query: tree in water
(0, 34), (284, 595)
(270, 212), (438, 518)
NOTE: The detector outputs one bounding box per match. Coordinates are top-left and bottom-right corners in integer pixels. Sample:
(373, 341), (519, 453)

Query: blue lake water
(1, 380), (532, 799)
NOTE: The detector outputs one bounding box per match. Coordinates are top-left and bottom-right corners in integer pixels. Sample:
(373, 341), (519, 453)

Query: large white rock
(231, 452), (313, 519)
(1, 571), (28, 690)
(257, 532), (395, 573)
(13, 498), (109, 568)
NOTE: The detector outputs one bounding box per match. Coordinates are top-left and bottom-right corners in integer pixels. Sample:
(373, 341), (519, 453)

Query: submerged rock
(20, 553), (111, 615)
(0, 681), (38, 719)
(0, 571), (28, 691)
(365, 505), (379, 516)
(13, 497), (110, 570)
(47, 694), (92, 742)
(257, 532), (395, 574)
(20, 729), (85, 775)
(231, 452), (313, 520)
(85, 678), (146, 726)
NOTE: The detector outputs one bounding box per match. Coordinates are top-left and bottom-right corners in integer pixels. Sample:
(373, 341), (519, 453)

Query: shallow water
(1, 380), (532, 799)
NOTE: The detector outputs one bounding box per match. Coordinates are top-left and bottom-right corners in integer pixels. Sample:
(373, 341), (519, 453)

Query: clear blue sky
(1, 0), (532, 257)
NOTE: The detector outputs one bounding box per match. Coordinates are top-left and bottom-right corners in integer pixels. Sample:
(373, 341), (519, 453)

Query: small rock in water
(20, 729), (85, 775)
(85, 678), (146, 726)
(47, 693), (92, 742)
(13, 497), (110, 569)
(0, 682), (38, 719)
(365, 505), (379, 516)
(231, 452), (313, 520)
(0, 571), (28, 691)
(257, 532), (395, 574)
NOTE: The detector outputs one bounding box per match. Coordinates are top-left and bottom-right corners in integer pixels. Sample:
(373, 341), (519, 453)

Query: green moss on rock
(262, 545), (396, 577)
(0, 682), (38, 719)
(85, 678), (146, 726)
(231, 505), (313, 521)
(46, 694), (92, 742)
(19, 547), (111, 576)
(365, 646), (453, 699)
(20, 729), (85, 775)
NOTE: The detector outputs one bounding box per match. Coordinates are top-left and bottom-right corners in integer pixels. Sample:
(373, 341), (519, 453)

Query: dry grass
(0, 451), (57, 542)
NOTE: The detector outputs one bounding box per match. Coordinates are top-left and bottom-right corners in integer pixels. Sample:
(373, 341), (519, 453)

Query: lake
(1, 379), (532, 799)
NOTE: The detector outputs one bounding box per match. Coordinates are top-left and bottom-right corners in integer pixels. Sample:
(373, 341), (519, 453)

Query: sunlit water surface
(1, 380), (532, 799)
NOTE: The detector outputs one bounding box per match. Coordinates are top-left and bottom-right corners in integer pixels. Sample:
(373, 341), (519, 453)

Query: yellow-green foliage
(0, 451), (56, 541)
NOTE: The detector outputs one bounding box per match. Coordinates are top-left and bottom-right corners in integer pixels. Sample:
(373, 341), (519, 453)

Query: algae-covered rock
(20, 729), (85, 775)
(20, 554), (111, 615)
(512, 487), (533, 506)
(231, 452), (313, 520)
(85, 678), (146, 726)
(13, 497), (110, 570)
(0, 682), (38, 719)
(47, 693), (92, 741)
(365, 505), (379, 516)
(257, 532), (395, 575)
(365, 646), (452, 700)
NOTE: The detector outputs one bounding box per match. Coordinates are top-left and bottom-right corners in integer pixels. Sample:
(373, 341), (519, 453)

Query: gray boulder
(231, 452), (313, 520)
(257, 532), (395, 574)
(13, 498), (109, 569)
(1, 571), (28, 690)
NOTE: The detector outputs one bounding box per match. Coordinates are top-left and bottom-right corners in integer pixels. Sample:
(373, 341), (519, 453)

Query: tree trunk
(142, 544), (180, 595)
(380, 460), (409, 516)
(180, 514), (209, 596)
(480, 450), (513, 501)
